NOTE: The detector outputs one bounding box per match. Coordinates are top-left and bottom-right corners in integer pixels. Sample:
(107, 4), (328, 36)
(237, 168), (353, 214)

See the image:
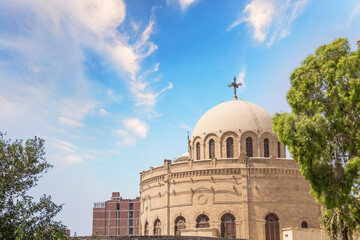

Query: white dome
(191, 100), (273, 138)
(174, 152), (190, 162)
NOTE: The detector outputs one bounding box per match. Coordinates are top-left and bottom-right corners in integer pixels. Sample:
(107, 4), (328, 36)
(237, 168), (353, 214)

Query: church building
(139, 78), (321, 240)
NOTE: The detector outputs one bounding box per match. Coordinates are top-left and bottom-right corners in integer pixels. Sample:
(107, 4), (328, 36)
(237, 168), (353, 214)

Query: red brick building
(92, 192), (140, 236)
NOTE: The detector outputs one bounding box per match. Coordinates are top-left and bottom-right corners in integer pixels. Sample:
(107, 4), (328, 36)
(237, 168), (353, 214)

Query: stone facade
(139, 100), (321, 240)
(93, 192), (140, 236)
(72, 236), (247, 240)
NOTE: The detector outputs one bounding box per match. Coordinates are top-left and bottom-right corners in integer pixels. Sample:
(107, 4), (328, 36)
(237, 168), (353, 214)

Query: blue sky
(0, 0), (359, 236)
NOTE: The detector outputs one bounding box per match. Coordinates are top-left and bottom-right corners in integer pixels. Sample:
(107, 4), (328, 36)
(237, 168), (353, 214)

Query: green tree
(0, 132), (67, 239)
(273, 38), (360, 240)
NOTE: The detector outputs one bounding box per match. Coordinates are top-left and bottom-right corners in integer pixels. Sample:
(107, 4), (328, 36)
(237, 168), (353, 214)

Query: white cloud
(122, 118), (149, 138)
(107, 149), (120, 154)
(179, 0), (199, 11)
(114, 129), (128, 136)
(0, 0), (172, 171)
(345, 2), (360, 28)
(62, 155), (84, 165)
(236, 68), (246, 97)
(57, 152), (95, 165)
(131, 21), (140, 33)
(47, 137), (76, 154)
(0, 0), (168, 131)
(99, 108), (107, 116)
(166, 0), (199, 11)
(131, 82), (173, 107)
(134, 16), (158, 58)
(116, 136), (137, 147)
(107, 90), (123, 102)
(228, 0), (310, 46)
(58, 117), (84, 127)
(180, 123), (191, 131)
(114, 119), (149, 147)
(81, 153), (96, 161)
(154, 63), (160, 72)
(59, 99), (97, 120)
(46, 137), (96, 165)
(243, 0), (275, 42)
(237, 69), (246, 86)
(125, 13), (172, 109)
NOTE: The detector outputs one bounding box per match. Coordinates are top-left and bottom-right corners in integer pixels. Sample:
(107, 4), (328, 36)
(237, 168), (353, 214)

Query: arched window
(264, 138), (269, 157)
(144, 221), (149, 235)
(175, 216), (186, 236)
(226, 137), (234, 158)
(265, 213), (280, 240)
(154, 219), (161, 236)
(209, 139), (215, 159)
(301, 221), (308, 228)
(221, 213), (236, 238)
(277, 142), (281, 158)
(246, 137), (253, 157)
(196, 214), (209, 228)
(196, 142), (200, 160)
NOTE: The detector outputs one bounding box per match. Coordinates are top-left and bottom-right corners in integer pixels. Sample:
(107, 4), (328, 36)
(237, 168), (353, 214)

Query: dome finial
(228, 76), (242, 100)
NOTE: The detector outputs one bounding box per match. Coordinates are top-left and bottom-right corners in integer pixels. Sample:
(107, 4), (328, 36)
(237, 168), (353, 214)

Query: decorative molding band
(171, 168), (242, 179)
(141, 167), (300, 186)
(141, 175), (165, 185)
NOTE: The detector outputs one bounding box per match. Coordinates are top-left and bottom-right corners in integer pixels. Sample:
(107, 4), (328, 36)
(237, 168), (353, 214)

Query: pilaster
(241, 167), (250, 239)
(164, 159), (171, 235)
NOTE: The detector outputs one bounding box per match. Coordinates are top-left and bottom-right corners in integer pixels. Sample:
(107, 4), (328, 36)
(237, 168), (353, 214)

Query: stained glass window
(264, 138), (269, 157)
(221, 213), (236, 238)
(196, 142), (200, 160)
(196, 214), (209, 228)
(154, 219), (161, 236)
(209, 139), (215, 159)
(246, 137), (253, 157)
(226, 137), (234, 158)
(175, 216), (186, 236)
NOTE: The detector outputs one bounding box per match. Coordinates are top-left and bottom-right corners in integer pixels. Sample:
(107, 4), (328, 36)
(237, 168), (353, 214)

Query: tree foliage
(0, 132), (67, 239)
(273, 38), (360, 239)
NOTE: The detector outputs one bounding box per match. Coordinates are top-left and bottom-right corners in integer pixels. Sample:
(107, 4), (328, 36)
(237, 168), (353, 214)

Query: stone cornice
(140, 166), (301, 190)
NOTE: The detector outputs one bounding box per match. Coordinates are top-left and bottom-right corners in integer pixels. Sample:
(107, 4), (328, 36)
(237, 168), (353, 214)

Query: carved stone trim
(140, 167), (300, 185)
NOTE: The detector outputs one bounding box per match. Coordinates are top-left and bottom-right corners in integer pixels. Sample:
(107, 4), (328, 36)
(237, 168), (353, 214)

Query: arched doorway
(174, 216), (186, 236)
(265, 213), (280, 240)
(196, 214), (210, 228)
(221, 213), (236, 238)
(154, 219), (161, 236)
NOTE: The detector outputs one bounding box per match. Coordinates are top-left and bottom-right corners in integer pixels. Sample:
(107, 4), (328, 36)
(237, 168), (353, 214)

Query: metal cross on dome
(228, 76), (242, 100)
